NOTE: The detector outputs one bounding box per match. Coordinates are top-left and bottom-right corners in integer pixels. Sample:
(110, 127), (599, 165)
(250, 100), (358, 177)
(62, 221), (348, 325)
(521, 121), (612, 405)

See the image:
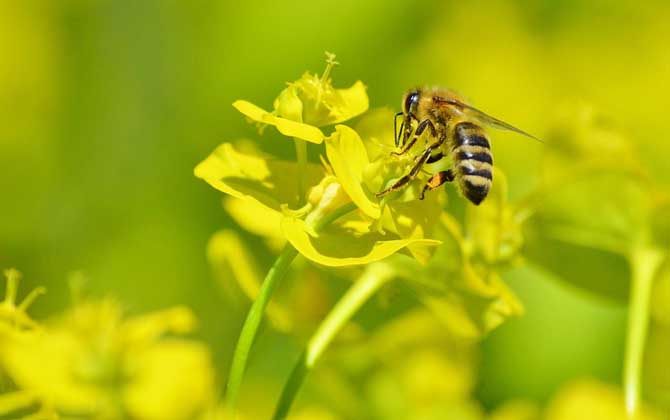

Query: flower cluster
(196, 60), (444, 269)
(0, 270), (216, 420)
(195, 54), (530, 417)
(196, 55), (526, 339)
(194, 55), (670, 419)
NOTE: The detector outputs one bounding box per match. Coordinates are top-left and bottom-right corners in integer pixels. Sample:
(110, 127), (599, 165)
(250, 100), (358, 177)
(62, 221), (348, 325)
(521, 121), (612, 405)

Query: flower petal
(386, 193), (443, 264)
(387, 213), (523, 338)
(325, 125), (380, 219)
(273, 85), (303, 122)
(223, 198), (285, 250)
(194, 142), (323, 213)
(281, 216), (440, 267)
(354, 107), (397, 161)
(290, 73), (369, 127)
(207, 230), (292, 331)
(233, 100), (325, 143)
(123, 341), (215, 420)
(329, 80), (369, 124)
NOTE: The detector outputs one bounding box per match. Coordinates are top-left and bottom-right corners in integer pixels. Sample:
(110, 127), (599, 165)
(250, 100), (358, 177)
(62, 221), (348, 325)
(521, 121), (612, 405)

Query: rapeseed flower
(199, 54), (530, 416)
(233, 52), (368, 144)
(1, 295), (216, 420)
(0, 268), (44, 332)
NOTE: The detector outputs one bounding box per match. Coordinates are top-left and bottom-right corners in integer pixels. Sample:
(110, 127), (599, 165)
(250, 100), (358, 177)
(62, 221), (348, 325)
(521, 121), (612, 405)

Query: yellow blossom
(1, 298), (216, 420)
(195, 141), (440, 267)
(233, 52), (368, 144)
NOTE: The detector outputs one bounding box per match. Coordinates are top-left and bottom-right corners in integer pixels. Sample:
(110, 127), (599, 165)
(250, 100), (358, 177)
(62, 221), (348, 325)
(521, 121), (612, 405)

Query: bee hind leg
(420, 170), (455, 200)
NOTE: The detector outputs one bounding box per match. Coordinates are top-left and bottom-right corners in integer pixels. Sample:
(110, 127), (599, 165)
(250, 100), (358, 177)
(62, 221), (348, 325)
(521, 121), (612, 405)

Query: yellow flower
(544, 379), (665, 420)
(233, 52), (369, 144)
(488, 400), (541, 420)
(195, 141), (440, 267)
(319, 309), (483, 420)
(0, 268), (44, 332)
(1, 298), (216, 420)
(389, 171), (525, 338)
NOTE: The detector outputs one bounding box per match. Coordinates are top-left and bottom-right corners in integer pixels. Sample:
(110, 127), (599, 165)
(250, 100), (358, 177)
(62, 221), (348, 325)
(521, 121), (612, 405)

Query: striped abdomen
(451, 122), (493, 205)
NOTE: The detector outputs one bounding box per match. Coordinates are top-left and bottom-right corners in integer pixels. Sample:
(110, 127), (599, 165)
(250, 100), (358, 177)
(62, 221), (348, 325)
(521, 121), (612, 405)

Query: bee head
(403, 89), (421, 116)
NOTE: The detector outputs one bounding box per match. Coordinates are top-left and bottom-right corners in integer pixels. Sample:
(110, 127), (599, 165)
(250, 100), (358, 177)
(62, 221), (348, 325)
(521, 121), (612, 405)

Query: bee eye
(404, 91), (419, 113)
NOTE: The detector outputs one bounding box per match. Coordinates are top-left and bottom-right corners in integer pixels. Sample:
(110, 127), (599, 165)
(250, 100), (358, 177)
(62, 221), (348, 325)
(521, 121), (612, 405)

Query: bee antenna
(393, 112), (403, 147)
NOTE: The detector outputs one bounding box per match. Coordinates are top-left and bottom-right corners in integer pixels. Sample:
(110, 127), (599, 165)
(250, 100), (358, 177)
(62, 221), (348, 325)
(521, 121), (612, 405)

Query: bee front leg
(420, 170), (455, 200)
(426, 152), (444, 164)
(376, 150), (433, 197)
(393, 119), (436, 156)
(377, 137), (444, 198)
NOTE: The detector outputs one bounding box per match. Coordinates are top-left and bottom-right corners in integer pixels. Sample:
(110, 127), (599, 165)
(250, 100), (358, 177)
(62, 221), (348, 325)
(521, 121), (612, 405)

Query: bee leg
(419, 170), (455, 200)
(376, 149), (434, 197)
(377, 139), (444, 197)
(377, 135), (447, 198)
(426, 152), (444, 164)
(393, 119), (436, 156)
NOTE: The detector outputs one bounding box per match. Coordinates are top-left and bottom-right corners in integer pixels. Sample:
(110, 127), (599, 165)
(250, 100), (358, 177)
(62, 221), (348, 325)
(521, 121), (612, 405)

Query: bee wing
(441, 98), (543, 143)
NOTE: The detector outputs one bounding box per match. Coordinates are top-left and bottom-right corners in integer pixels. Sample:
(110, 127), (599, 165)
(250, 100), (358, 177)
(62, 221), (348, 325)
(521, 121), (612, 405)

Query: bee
(376, 87), (540, 205)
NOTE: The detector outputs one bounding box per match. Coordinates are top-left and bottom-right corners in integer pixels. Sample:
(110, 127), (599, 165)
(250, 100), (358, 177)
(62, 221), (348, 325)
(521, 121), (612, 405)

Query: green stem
(225, 244), (298, 409)
(272, 263), (394, 420)
(224, 202), (358, 411)
(294, 138), (308, 205)
(623, 247), (664, 418)
(311, 202), (357, 233)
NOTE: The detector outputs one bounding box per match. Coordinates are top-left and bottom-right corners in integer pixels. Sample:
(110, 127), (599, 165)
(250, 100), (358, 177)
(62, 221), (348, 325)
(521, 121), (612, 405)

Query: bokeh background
(2, 0), (669, 418)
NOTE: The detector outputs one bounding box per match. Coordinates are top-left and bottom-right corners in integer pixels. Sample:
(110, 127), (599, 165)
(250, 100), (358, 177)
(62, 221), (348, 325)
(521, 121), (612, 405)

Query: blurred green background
(2, 0), (669, 415)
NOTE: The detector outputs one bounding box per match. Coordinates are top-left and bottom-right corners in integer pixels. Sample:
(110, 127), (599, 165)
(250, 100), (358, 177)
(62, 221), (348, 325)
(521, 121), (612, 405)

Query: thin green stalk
(623, 246), (664, 418)
(224, 202), (358, 411)
(294, 138), (308, 205)
(225, 244), (298, 409)
(273, 263), (394, 420)
(311, 202), (357, 233)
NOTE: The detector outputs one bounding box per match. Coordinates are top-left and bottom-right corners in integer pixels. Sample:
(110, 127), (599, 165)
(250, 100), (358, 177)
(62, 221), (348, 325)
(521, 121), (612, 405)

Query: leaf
(281, 216), (440, 267)
(194, 142), (323, 212)
(325, 125), (380, 219)
(233, 100), (325, 143)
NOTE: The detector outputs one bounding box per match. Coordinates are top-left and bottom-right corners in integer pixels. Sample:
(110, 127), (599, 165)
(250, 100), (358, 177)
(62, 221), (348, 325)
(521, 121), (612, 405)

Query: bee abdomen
(457, 150), (493, 165)
(453, 122), (490, 149)
(461, 176), (490, 205)
(452, 122), (493, 205)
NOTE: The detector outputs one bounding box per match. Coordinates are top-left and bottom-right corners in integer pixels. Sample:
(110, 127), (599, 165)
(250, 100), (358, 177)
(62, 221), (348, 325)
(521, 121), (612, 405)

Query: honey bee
(376, 87), (540, 205)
